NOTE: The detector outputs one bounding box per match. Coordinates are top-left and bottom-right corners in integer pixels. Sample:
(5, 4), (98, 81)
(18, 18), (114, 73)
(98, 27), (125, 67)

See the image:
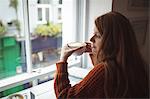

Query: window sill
(0, 59), (81, 92)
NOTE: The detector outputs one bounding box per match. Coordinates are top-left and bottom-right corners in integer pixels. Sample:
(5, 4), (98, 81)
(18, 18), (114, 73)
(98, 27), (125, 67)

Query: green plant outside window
(34, 22), (62, 37)
(0, 20), (6, 37)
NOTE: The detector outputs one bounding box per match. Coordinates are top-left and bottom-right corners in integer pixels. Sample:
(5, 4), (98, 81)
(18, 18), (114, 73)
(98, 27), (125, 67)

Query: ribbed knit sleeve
(54, 62), (105, 98)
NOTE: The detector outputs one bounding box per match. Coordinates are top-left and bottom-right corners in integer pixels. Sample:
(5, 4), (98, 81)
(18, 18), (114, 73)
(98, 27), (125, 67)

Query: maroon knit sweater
(54, 62), (105, 98)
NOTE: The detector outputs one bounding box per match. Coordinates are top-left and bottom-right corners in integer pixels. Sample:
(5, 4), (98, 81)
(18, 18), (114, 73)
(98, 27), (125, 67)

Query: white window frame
(37, 4), (52, 24)
(54, 5), (62, 23)
(0, 0), (85, 92)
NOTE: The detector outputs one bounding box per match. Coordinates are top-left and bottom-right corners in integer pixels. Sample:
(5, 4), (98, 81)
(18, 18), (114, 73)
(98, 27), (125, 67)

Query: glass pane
(0, 0), (27, 79)
(38, 8), (42, 21)
(45, 8), (49, 21)
(30, 0), (63, 69)
(59, 0), (62, 4)
(32, 22), (62, 68)
(37, 0), (51, 4)
(58, 8), (62, 20)
(53, 0), (62, 5)
(29, 0), (80, 70)
(32, 25), (62, 68)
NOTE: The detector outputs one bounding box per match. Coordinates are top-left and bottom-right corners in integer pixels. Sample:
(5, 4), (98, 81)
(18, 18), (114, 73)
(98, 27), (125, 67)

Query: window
(0, 1), (95, 99)
(29, 0), (63, 69)
(0, 0), (83, 79)
(0, 0), (83, 95)
(0, 0), (27, 79)
(36, 4), (52, 24)
(37, 0), (51, 4)
(37, 8), (42, 21)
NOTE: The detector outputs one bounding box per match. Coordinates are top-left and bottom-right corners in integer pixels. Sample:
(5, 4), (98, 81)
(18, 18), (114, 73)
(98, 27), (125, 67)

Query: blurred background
(0, 0), (149, 98)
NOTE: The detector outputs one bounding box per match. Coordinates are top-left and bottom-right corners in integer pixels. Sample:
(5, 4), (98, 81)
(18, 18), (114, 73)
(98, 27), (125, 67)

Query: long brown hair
(95, 12), (149, 98)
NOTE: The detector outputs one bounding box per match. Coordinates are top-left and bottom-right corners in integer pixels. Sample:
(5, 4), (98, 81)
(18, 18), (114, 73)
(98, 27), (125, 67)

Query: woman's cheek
(92, 47), (97, 54)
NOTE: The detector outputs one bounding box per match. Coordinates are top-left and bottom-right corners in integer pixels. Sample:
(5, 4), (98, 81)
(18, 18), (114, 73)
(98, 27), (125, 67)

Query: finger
(85, 48), (92, 52)
(84, 43), (92, 52)
(85, 41), (91, 44)
(85, 42), (91, 46)
(72, 46), (84, 52)
(85, 42), (91, 49)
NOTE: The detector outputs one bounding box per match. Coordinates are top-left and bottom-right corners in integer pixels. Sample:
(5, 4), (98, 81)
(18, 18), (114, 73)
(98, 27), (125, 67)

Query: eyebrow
(95, 32), (102, 37)
(94, 32), (100, 35)
(93, 32), (99, 34)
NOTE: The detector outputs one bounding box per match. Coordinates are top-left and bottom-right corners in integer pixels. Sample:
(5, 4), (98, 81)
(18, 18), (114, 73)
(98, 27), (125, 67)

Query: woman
(54, 11), (149, 98)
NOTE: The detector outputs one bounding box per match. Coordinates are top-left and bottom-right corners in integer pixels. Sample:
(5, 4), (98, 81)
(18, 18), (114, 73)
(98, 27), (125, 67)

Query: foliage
(11, 19), (21, 32)
(9, 0), (18, 12)
(0, 20), (6, 36)
(34, 22), (62, 37)
(9, 0), (21, 33)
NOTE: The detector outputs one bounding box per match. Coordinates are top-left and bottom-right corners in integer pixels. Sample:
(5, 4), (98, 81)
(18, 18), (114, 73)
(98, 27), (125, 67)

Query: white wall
(87, 0), (112, 39)
(84, 0), (113, 68)
(62, 0), (77, 45)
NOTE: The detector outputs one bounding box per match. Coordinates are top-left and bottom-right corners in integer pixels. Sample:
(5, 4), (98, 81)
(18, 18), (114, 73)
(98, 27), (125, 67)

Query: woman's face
(90, 26), (102, 55)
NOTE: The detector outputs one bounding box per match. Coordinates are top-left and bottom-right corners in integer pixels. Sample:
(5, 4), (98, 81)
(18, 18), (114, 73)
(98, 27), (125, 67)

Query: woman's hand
(59, 45), (83, 62)
(60, 42), (92, 62)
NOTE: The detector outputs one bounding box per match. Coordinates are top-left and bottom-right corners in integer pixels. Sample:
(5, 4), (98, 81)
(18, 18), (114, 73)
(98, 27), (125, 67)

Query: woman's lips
(87, 43), (96, 53)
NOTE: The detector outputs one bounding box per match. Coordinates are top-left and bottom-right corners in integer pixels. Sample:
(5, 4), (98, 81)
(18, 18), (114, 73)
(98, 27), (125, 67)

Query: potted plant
(0, 20), (6, 37)
(9, 0), (18, 13)
(9, 0), (21, 37)
(32, 22), (62, 52)
(34, 22), (62, 38)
